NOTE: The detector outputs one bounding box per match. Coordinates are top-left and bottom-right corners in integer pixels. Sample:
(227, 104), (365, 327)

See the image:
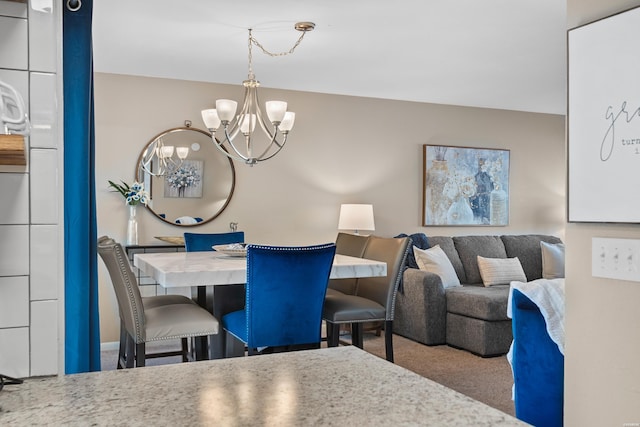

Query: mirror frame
(135, 126), (236, 227)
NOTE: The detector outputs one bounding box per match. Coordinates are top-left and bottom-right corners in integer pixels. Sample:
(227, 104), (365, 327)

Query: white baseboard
(100, 340), (183, 352)
(100, 341), (119, 352)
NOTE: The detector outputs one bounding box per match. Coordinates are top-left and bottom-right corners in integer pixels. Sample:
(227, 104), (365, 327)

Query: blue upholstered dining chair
(222, 243), (337, 355)
(184, 230), (247, 355)
(511, 289), (564, 427)
(183, 231), (245, 252)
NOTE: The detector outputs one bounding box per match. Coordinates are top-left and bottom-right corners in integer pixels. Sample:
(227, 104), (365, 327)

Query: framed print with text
(568, 6), (640, 222)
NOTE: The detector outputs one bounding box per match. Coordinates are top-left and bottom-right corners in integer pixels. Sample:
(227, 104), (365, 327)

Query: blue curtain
(63, 0), (101, 374)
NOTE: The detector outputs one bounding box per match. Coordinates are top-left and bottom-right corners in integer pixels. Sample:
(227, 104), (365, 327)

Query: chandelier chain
(251, 31), (307, 57)
(247, 29), (308, 77)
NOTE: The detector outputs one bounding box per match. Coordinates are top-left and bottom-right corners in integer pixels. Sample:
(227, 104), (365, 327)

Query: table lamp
(338, 204), (375, 235)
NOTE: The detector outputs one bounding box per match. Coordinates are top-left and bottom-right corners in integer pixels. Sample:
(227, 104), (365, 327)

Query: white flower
(443, 171), (477, 200)
(108, 180), (149, 206)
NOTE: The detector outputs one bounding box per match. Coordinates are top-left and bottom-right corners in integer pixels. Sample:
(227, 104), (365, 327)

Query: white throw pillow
(541, 241), (565, 279)
(477, 256), (527, 286)
(175, 216), (198, 225)
(413, 245), (461, 288)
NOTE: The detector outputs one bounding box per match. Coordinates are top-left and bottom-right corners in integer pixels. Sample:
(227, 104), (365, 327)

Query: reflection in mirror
(136, 126), (236, 226)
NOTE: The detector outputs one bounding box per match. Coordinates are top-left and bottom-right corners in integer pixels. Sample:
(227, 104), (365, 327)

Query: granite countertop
(0, 346), (526, 426)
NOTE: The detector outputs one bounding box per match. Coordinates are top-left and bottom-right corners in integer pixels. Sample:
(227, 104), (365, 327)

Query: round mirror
(135, 126), (236, 226)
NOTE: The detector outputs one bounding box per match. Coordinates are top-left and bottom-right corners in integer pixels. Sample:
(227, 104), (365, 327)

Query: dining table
(0, 346), (525, 426)
(133, 250), (387, 358)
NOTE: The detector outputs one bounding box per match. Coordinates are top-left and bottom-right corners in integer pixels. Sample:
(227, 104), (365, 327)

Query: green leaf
(108, 180), (129, 198)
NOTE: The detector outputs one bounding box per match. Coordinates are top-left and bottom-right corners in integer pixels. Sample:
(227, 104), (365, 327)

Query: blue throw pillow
(395, 233), (429, 269)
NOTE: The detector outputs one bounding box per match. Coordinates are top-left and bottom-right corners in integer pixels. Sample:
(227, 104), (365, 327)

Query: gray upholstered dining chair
(323, 235), (411, 362)
(325, 232), (370, 298)
(98, 236), (220, 368)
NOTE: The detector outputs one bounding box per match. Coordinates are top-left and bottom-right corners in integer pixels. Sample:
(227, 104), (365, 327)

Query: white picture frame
(568, 6), (640, 223)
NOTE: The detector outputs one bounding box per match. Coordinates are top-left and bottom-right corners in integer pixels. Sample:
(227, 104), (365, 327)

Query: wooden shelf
(0, 134), (27, 165)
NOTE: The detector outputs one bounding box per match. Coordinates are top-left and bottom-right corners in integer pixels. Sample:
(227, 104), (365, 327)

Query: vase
(126, 204), (139, 245)
(490, 187), (507, 225)
(447, 196), (474, 224)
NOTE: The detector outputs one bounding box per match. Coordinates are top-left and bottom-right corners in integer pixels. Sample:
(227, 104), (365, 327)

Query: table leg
(211, 285), (246, 358)
(193, 286), (210, 360)
(192, 284), (246, 359)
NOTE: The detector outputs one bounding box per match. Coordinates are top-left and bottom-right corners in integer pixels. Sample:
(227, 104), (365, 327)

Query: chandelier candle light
(201, 22), (315, 166)
(140, 121), (194, 177)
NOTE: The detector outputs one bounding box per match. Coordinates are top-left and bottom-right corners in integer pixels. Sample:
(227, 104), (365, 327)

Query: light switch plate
(592, 237), (640, 282)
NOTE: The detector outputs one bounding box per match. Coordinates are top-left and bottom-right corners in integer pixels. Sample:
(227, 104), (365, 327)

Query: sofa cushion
(414, 245), (461, 288)
(453, 236), (507, 284)
(446, 285), (511, 321)
(501, 235), (562, 281)
(446, 312), (513, 357)
(477, 256), (527, 286)
(428, 236), (466, 283)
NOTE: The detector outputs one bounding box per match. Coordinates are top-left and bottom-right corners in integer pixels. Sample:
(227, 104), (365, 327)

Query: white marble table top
(134, 251), (387, 288)
(0, 346), (525, 426)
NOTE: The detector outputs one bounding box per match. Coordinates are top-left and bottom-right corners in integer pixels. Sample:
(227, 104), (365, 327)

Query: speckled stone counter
(134, 251), (387, 287)
(0, 347), (526, 426)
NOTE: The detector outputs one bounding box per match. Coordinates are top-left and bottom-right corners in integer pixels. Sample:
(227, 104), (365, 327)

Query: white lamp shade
(338, 204), (375, 233)
(160, 145), (174, 158)
(176, 146), (189, 159)
(239, 114), (257, 134)
(201, 109), (221, 130)
(279, 111), (295, 132)
(266, 101), (287, 123)
(215, 99), (238, 122)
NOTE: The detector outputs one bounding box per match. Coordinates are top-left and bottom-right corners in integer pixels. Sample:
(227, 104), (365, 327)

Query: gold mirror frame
(135, 126), (236, 227)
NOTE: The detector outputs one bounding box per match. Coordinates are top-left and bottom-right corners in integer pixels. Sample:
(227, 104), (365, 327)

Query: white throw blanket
(507, 277), (565, 355)
(506, 278), (565, 400)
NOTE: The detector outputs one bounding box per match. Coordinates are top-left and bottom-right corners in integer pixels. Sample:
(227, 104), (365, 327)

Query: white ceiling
(92, 0), (567, 115)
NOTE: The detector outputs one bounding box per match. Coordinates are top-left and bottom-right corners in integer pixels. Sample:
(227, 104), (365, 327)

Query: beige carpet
(101, 332), (515, 417)
(360, 332), (515, 416)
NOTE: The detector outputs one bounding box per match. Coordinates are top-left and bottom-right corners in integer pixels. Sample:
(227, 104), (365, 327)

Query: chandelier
(140, 122), (191, 176)
(201, 22), (315, 166)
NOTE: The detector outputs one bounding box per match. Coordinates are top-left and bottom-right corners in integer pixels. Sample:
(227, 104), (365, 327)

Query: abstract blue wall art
(423, 145), (510, 226)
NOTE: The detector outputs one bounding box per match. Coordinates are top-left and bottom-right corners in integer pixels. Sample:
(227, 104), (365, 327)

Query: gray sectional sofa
(394, 234), (562, 357)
